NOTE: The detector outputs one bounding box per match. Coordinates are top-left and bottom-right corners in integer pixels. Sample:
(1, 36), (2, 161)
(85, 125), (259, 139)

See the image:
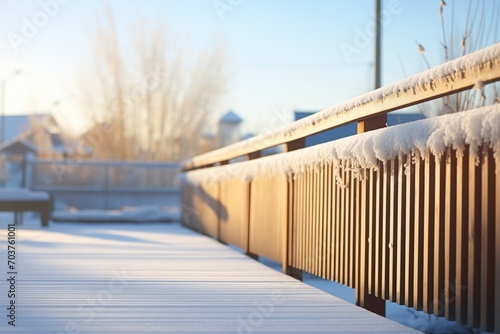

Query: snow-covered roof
(0, 138), (37, 154)
(0, 114), (53, 143)
(241, 133), (255, 140)
(219, 111), (243, 124)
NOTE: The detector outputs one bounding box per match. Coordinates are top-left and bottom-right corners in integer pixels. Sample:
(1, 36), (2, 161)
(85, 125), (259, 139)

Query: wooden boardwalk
(0, 220), (417, 333)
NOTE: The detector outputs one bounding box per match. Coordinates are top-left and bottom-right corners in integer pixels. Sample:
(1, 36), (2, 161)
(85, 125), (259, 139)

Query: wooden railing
(181, 43), (500, 333)
(28, 159), (180, 210)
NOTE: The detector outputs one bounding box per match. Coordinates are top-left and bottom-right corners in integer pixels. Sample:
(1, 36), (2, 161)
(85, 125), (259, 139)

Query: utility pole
(1, 80), (6, 144)
(357, 0), (386, 134)
(1, 70), (22, 143)
(374, 0), (382, 89)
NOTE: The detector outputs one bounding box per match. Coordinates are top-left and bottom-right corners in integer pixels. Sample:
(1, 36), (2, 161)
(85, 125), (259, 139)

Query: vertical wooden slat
(311, 167), (320, 275)
(307, 170), (313, 273)
(300, 174), (305, 271)
(309, 170), (315, 273)
(354, 166), (360, 289)
(495, 148), (500, 334)
(396, 155), (406, 305)
(300, 172), (308, 270)
(381, 161), (389, 299)
(375, 161), (382, 298)
(413, 153), (424, 310)
(290, 175), (296, 268)
(404, 153), (415, 308)
(326, 164), (332, 281)
(356, 168), (367, 306)
(444, 148), (457, 320)
(423, 152), (435, 313)
(319, 164), (328, 278)
(331, 164), (338, 281)
(301, 173), (307, 271)
(335, 163), (343, 282)
(368, 167), (375, 295)
(349, 164), (356, 287)
(317, 166), (322, 278)
(345, 162), (350, 285)
(389, 158), (397, 302)
(433, 154), (445, 316)
(345, 162), (350, 284)
(480, 146), (495, 331)
(317, 167), (323, 277)
(342, 164), (348, 284)
(468, 149), (481, 328)
(339, 162), (346, 284)
(293, 174), (300, 269)
(307, 169), (313, 273)
(339, 161), (349, 284)
(455, 148), (469, 325)
(296, 174), (302, 270)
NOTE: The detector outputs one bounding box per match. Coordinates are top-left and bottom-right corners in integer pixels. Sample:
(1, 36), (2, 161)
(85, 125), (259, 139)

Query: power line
(229, 62), (369, 68)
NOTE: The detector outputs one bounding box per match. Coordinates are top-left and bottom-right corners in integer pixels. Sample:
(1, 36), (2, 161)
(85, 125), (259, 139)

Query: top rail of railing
(182, 43), (500, 171)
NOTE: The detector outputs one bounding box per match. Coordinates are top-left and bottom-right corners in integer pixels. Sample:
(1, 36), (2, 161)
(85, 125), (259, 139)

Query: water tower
(218, 111), (242, 147)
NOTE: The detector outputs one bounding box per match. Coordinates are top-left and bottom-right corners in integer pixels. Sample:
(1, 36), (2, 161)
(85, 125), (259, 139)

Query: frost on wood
(181, 105), (500, 185)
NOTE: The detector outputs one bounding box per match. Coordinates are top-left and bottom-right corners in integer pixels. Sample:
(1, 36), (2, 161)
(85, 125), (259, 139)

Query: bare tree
(416, 0), (499, 117)
(77, 5), (227, 161)
(27, 115), (62, 159)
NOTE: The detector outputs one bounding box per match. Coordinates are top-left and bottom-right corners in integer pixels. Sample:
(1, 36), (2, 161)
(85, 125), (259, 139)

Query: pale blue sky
(0, 0), (498, 134)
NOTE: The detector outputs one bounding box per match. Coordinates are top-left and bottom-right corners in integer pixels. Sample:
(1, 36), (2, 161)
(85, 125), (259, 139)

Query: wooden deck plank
(0, 222), (418, 333)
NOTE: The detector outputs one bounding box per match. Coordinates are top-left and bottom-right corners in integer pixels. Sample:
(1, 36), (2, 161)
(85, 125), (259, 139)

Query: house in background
(0, 114), (71, 187)
(295, 110), (425, 147)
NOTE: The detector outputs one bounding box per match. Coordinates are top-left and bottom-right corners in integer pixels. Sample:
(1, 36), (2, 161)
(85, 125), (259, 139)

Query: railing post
(247, 152), (261, 160)
(282, 174), (302, 280)
(281, 139), (305, 281)
(356, 168), (385, 316)
(286, 138), (305, 152)
(356, 115), (386, 316)
(244, 153), (259, 260)
(357, 114), (386, 133)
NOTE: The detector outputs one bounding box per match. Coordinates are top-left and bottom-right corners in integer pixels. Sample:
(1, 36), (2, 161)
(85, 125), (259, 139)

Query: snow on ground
(0, 214), (418, 333)
(51, 205), (180, 222)
(0, 188), (50, 201)
(0, 213), (491, 333)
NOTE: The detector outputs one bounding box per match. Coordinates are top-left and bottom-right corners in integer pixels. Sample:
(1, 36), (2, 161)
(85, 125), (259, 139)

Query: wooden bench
(0, 189), (53, 227)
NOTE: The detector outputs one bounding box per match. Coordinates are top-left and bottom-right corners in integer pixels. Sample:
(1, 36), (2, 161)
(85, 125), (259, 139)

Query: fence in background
(181, 44), (500, 333)
(28, 159), (180, 210)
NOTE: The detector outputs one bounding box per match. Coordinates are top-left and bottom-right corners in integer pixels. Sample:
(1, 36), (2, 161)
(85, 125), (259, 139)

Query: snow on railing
(182, 43), (500, 171)
(182, 105), (500, 185)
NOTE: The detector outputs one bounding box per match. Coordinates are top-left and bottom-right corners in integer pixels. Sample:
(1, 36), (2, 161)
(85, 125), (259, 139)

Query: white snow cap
(182, 105), (500, 185)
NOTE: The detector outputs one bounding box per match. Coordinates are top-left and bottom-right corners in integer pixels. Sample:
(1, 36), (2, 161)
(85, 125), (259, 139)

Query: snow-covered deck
(0, 219), (418, 333)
